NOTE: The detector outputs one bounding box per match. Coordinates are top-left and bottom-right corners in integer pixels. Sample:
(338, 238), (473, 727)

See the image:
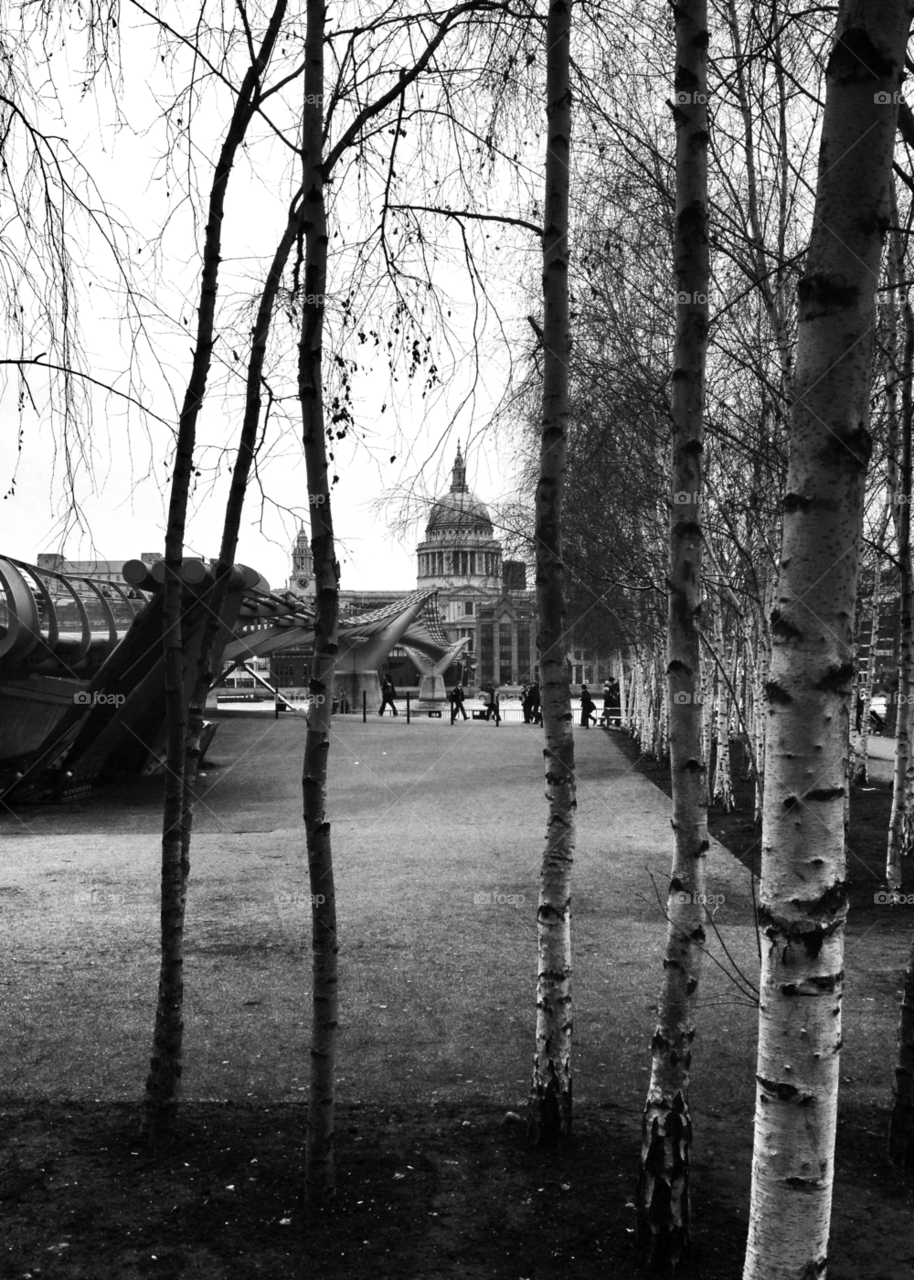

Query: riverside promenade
(3, 710), (890, 1123)
(4, 711), (911, 1279)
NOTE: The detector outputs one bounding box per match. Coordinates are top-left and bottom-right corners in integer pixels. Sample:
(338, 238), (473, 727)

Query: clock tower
(287, 524), (314, 597)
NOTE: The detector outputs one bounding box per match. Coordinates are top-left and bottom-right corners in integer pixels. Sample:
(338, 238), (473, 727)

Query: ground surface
(1, 712), (912, 1278)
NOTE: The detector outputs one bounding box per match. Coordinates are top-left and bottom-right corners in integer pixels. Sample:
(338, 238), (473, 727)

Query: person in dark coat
(483, 681), (501, 724)
(528, 681), (542, 726)
(379, 675), (398, 716)
(520, 683), (532, 723)
(580, 684), (597, 728)
(602, 677), (621, 728)
(450, 682), (468, 723)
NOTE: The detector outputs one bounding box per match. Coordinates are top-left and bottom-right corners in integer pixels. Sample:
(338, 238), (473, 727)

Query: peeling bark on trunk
(742, 7), (910, 1277)
(528, 0), (575, 1150)
(636, 0), (709, 1266)
(143, 2), (288, 1146)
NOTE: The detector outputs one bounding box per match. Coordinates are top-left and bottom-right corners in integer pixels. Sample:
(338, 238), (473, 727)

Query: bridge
(0, 555), (464, 802)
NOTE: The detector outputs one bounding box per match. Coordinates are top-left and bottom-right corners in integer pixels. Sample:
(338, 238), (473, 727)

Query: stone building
(277, 447), (609, 692)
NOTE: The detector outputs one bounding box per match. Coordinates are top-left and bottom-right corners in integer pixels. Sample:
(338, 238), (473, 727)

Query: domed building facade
(410, 446), (537, 688)
(279, 447), (607, 693)
(416, 447), (502, 592)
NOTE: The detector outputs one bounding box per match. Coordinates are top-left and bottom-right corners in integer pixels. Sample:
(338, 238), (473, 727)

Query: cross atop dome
(450, 443), (468, 494)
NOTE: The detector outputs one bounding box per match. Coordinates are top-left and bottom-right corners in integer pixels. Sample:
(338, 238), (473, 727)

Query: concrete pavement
(1, 712), (892, 1124)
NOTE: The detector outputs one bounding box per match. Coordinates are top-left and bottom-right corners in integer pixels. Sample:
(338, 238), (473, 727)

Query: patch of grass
(612, 730), (909, 913)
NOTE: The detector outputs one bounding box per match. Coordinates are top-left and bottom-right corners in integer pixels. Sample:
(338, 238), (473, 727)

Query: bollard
(362, 690), (367, 723)
(406, 692), (410, 724)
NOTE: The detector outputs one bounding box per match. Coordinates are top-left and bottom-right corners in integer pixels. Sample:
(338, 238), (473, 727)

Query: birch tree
(636, 0), (710, 1265)
(528, 0), (575, 1148)
(285, 0), (513, 1198)
(143, 0), (290, 1145)
(743, 5), (912, 1277)
(136, 0), (512, 1155)
(296, 0), (340, 1203)
(887, 289), (914, 890)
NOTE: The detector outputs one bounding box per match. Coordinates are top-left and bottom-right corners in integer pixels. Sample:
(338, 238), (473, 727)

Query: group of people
(378, 674), (623, 728)
(580, 678), (621, 729)
(446, 680), (541, 725)
(450, 681), (510, 724)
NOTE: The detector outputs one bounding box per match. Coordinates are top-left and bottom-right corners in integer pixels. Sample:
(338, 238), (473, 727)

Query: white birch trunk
(857, 572), (882, 784)
(743, 8), (910, 1276)
(529, 0), (575, 1148)
(888, 298), (914, 888)
(637, 0), (709, 1263)
(753, 583), (775, 827)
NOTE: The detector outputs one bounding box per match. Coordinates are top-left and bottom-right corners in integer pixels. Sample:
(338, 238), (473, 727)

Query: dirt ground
(2, 716), (913, 1278)
(2, 1096), (912, 1280)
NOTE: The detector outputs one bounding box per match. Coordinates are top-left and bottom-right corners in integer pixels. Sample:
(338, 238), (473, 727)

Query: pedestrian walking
(483, 681), (501, 725)
(450, 682), (468, 723)
(602, 677), (621, 728)
(520, 682), (532, 723)
(379, 675), (398, 716)
(580, 683), (596, 728)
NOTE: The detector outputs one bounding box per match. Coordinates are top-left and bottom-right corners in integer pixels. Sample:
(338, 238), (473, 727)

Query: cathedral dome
(425, 447), (494, 537)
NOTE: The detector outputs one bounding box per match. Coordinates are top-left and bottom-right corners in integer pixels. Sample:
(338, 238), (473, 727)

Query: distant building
(276, 446), (612, 692)
(36, 551), (161, 597)
(287, 525), (314, 596)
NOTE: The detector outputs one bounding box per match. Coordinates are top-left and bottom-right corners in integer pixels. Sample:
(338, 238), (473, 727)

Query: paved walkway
(3, 715), (892, 1122)
(865, 734), (897, 782)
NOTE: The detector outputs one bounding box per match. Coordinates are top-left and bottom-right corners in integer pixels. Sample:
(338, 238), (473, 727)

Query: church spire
(450, 442), (468, 493)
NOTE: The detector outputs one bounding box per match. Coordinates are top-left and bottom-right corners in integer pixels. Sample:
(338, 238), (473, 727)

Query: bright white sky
(0, 6), (539, 592)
